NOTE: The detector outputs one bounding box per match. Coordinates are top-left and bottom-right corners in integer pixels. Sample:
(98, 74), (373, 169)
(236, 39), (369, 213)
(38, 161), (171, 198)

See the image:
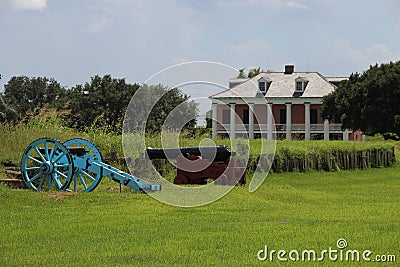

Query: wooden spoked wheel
(21, 138), (74, 191)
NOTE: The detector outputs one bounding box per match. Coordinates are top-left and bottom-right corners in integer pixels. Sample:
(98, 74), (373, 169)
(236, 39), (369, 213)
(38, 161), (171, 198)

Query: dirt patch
(47, 192), (77, 200)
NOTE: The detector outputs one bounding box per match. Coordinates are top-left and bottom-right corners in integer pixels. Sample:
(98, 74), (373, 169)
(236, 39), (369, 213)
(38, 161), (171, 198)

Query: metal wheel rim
(21, 138), (74, 191)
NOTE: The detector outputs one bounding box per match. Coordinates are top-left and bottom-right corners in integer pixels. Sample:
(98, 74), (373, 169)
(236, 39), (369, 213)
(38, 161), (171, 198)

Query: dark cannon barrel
(146, 145), (235, 162)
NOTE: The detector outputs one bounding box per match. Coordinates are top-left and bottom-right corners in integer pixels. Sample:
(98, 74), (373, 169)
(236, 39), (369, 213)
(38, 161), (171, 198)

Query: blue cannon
(20, 138), (161, 193)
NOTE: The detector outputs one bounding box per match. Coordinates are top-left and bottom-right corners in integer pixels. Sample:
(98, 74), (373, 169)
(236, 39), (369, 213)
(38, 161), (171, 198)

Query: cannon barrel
(146, 145), (235, 162)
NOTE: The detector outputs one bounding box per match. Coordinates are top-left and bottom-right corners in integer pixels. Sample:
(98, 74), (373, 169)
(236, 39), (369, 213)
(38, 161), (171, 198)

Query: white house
(209, 65), (361, 140)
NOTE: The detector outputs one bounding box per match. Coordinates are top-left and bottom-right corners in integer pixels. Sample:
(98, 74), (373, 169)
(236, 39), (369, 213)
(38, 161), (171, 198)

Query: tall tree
(3, 76), (65, 120)
(124, 84), (198, 134)
(322, 61), (400, 140)
(65, 75), (139, 131)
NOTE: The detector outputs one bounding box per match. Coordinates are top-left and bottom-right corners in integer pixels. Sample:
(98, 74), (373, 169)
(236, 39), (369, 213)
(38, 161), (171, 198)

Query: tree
(236, 67), (262, 79)
(321, 61), (400, 140)
(3, 76), (65, 120)
(248, 67), (261, 78)
(124, 84), (198, 134)
(1, 74), (199, 134)
(65, 75), (139, 131)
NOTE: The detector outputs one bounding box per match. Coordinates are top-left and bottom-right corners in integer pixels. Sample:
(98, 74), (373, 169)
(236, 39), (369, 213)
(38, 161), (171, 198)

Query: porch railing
(217, 123), (343, 133)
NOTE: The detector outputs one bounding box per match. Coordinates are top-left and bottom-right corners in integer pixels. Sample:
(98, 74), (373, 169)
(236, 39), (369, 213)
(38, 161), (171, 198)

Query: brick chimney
(284, 65), (294, 74)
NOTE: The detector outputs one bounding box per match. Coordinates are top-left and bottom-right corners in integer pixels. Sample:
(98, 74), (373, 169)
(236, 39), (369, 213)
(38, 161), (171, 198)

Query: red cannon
(146, 146), (246, 186)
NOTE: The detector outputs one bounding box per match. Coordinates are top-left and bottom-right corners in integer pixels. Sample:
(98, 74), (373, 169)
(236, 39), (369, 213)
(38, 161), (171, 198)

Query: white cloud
(10, 0), (47, 10)
(365, 44), (393, 62)
(334, 38), (394, 69)
(396, 20), (400, 33)
(287, 1), (309, 10)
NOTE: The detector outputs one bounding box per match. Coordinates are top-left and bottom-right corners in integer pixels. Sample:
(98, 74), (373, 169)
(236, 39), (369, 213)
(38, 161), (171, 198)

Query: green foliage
(0, 75), (199, 134)
(124, 84), (198, 135)
(247, 67), (261, 78)
(1, 76), (64, 122)
(0, 121), (79, 166)
(0, 76), (66, 123)
(236, 67), (262, 79)
(65, 75), (139, 132)
(322, 61), (400, 140)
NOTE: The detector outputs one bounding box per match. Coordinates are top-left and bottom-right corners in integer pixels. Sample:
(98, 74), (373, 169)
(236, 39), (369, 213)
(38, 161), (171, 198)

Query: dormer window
(259, 81), (266, 92)
(295, 77), (308, 92)
(296, 81), (303, 91)
(258, 77), (271, 94)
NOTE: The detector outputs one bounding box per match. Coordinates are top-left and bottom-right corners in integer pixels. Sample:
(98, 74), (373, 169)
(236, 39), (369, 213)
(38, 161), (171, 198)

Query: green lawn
(1, 167), (399, 266)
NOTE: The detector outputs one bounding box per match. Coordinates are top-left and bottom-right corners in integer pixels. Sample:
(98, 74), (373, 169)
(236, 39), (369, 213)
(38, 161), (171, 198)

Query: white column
(304, 102), (311, 140)
(362, 134), (366, 142)
(324, 119), (330, 141)
(211, 103), (218, 140)
(267, 103), (273, 140)
(343, 129), (349, 141)
(248, 103), (254, 140)
(230, 103), (236, 140)
(286, 102), (292, 140)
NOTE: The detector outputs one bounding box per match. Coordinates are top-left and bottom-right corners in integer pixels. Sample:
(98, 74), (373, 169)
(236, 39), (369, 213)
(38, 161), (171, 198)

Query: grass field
(1, 168), (399, 266)
(0, 123), (399, 266)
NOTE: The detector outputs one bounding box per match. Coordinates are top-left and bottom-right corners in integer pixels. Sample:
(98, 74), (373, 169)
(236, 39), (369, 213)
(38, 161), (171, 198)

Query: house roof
(326, 77), (349, 83)
(210, 72), (338, 99)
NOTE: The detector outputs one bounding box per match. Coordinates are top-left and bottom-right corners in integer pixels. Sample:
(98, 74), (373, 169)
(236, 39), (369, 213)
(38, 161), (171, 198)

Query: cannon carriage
(146, 145), (246, 186)
(21, 138), (161, 193)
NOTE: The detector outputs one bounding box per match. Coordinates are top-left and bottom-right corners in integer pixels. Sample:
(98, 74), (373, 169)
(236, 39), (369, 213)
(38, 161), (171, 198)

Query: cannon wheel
(21, 138), (74, 191)
(64, 138), (103, 192)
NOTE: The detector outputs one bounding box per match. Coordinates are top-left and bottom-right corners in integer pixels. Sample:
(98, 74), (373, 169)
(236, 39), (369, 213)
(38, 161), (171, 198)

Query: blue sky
(1, 0), (399, 91)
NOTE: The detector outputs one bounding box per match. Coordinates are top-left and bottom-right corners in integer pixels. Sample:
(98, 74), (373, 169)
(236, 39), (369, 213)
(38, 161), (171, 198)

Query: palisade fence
(246, 141), (396, 173)
(133, 141), (396, 181)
